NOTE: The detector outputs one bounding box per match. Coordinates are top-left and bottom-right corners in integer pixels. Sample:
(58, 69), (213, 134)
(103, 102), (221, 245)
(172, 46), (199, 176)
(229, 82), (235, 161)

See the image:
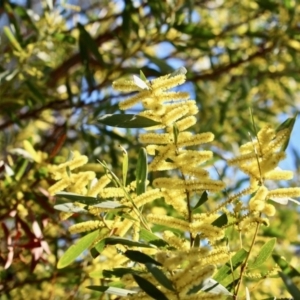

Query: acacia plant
(48, 69), (300, 299)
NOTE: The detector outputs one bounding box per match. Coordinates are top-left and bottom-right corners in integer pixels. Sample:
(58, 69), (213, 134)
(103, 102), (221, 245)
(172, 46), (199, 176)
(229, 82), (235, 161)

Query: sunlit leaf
(248, 238), (276, 269)
(57, 229), (100, 269)
(86, 286), (137, 296)
(136, 148), (148, 196)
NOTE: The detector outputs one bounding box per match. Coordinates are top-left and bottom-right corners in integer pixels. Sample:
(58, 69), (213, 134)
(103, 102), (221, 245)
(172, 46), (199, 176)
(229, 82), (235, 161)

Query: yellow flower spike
(177, 132), (215, 147)
(100, 187), (126, 198)
(163, 231), (190, 250)
(138, 110), (163, 125)
(175, 116), (197, 131)
(48, 177), (70, 195)
(139, 133), (174, 144)
(112, 78), (148, 92)
(55, 154), (88, 172)
(259, 152), (286, 175)
(268, 187), (300, 199)
(151, 74), (186, 90)
(227, 152), (258, 166)
(176, 265), (215, 295)
(190, 223), (225, 240)
(264, 168), (294, 180)
(87, 174), (111, 196)
(162, 189), (188, 216)
(134, 189), (164, 208)
(162, 105), (190, 126)
(23, 140), (42, 163)
(176, 150), (213, 166)
(153, 177), (225, 192)
(68, 220), (103, 234)
(158, 91), (190, 102)
(257, 125), (276, 145)
(262, 203), (276, 216)
(249, 200), (265, 212)
(119, 90), (152, 110)
(147, 214), (190, 232)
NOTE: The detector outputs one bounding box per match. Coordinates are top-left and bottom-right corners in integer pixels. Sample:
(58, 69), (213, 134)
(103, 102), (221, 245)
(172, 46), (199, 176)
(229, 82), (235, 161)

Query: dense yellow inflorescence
(46, 70), (300, 299)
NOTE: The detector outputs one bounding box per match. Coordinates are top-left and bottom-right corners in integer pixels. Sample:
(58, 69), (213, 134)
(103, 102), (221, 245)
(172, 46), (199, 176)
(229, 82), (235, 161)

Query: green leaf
(57, 229), (100, 269)
(98, 114), (160, 128)
(272, 255), (300, 278)
(3, 26), (23, 51)
(214, 248), (248, 286)
(146, 263), (175, 291)
(77, 23), (104, 65)
(169, 66), (187, 78)
(25, 80), (45, 104)
(124, 250), (162, 266)
(136, 148), (148, 195)
(193, 191), (208, 210)
(132, 274), (168, 300)
(248, 238), (276, 269)
(55, 192), (97, 204)
(53, 203), (87, 213)
(211, 213), (228, 228)
(120, 145), (128, 186)
(102, 267), (143, 278)
(279, 272), (300, 299)
(276, 114), (298, 151)
(86, 286), (136, 296)
(139, 228), (170, 248)
(139, 70), (147, 81)
(103, 237), (154, 248)
(173, 123), (179, 146)
(54, 192), (125, 209)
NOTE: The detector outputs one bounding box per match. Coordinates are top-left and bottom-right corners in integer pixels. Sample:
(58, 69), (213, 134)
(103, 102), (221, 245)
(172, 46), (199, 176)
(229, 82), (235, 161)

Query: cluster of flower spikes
(113, 71), (231, 299)
(224, 124), (300, 232)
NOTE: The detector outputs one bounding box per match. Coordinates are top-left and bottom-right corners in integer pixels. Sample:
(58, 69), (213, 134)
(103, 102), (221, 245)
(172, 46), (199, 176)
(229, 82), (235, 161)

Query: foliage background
(0, 0), (299, 298)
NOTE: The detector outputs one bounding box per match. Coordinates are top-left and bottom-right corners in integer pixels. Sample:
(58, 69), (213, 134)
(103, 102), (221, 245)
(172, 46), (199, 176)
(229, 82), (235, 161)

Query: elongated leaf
(55, 192), (124, 208)
(173, 123), (179, 145)
(146, 263), (175, 291)
(133, 75), (150, 90)
(193, 191), (208, 210)
(54, 203), (87, 213)
(272, 255), (300, 278)
(212, 213), (228, 228)
(140, 70), (147, 81)
(98, 114), (160, 128)
(57, 229), (100, 269)
(25, 80), (45, 104)
(201, 278), (232, 296)
(169, 66), (187, 77)
(248, 238), (276, 269)
(132, 274), (168, 300)
(3, 26), (23, 51)
(214, 248), (248, 286)
(55, 192), (97, 204)
(139, 228), (170, 248)
(124, 250), (162, 266)
(77, 23), (104, 65)
(276, 114), (298, 151)
(279, 272), (300, 299)
(103, 237), (154, 248)
(86, 286), (137, 296)
(120, 146), (128, 186)
(136, 148), (148, 195)
(102, 268), (143, 278)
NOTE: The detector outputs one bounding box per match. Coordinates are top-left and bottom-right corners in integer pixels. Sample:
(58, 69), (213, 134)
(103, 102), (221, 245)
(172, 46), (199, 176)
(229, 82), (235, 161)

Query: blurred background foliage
(0, 0), (299, 298)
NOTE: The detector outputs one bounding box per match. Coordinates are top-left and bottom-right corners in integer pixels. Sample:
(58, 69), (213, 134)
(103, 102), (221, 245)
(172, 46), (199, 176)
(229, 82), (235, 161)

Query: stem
(234, 221), (260, 298)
